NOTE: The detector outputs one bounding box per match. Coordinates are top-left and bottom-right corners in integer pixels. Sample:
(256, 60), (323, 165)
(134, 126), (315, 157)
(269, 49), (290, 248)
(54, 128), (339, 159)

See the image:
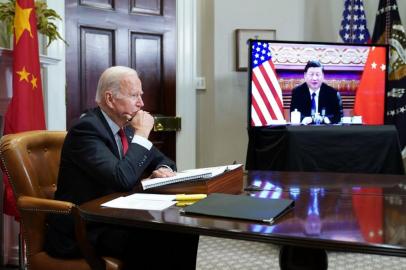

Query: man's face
(304, 67), (324, 91)
(109, 75), (144, 124)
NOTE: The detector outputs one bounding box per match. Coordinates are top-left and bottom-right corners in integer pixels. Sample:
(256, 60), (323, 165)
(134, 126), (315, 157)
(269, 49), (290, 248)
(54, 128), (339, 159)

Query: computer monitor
(248, 40), (388, 127)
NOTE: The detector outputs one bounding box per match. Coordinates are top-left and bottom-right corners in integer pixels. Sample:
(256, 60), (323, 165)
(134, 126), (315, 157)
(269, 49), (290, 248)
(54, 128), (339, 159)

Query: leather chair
(0, 130), (122, 270)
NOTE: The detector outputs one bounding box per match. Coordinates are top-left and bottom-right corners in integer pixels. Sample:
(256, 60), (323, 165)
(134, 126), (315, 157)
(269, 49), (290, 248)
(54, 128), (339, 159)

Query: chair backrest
(0, 130), (69, 268)
(0, 130), (66, 200)
(0, 130), (122, 270)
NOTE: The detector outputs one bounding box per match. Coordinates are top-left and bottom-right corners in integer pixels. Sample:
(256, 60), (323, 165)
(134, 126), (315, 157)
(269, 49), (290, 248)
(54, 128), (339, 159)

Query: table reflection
(247, 170), (406, 196)
(248, 186), (387, 245)
(154, 183), (406, 249)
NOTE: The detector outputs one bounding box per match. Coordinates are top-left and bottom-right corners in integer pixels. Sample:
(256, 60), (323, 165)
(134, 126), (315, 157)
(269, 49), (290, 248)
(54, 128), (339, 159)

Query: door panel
(80, 0), (114, 9)
(80, 27), (115, 111)
(131, 0), (161, 14)
(66, 0), (176, 160)
(131, 33), (162, 113)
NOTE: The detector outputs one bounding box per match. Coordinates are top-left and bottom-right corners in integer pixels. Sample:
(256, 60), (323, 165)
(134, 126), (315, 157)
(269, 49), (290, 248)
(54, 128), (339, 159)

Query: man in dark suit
(45, 66), (198, 269)
(290, 60), (343, 124)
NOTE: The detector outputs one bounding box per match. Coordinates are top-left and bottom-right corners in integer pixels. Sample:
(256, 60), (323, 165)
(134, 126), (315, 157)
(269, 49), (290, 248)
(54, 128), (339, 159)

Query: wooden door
(65, 0), (177, 160)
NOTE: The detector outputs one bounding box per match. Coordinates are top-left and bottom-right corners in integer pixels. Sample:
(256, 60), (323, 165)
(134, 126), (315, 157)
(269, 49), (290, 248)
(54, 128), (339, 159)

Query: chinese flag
(353, 47), (386, 124)
(2, 0), (46, 218)
(352, 188), (383, 244)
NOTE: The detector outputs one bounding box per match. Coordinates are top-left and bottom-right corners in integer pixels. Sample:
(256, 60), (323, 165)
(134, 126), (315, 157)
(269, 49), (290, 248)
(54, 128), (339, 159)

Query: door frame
(176, 0), (197, 171)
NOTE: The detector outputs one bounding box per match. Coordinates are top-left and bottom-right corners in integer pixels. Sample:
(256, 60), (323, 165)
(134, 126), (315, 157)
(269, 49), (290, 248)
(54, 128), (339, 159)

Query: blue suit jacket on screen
(290, 83), (343, 124)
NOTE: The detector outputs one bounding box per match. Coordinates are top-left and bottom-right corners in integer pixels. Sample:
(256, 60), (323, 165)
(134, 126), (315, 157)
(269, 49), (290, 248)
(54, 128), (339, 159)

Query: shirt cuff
(158, 164), (174, 172)
(131, 135), (152, 150)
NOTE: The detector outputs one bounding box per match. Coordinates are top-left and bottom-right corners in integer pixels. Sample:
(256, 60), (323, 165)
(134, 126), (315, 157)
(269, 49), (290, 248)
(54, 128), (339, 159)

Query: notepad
(180, 193), (295, 224)
(141, 164), (242, 190)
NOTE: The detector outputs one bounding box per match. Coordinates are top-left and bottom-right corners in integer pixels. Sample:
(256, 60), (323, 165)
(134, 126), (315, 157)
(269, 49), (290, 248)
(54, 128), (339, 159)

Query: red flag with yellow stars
(2, 0), (46, 218)
(353, 46), (387, 124)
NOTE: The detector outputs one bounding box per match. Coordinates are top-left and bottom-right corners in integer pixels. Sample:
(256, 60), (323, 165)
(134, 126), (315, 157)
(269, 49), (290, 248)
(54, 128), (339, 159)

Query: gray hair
(95, 66), (138, 103)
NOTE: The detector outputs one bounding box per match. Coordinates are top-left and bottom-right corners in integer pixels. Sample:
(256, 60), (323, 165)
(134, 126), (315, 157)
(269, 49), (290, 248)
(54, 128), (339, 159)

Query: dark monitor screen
(248, 40), (388, 127)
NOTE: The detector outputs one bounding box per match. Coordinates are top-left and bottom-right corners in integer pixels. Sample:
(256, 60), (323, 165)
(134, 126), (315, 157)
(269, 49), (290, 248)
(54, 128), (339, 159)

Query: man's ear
(105, 91), (115, 109)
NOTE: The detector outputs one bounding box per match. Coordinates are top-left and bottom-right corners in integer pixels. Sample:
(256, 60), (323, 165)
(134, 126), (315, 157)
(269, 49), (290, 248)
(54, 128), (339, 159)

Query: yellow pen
(175, 194), (207, 201)
(176, 200), (199, 207)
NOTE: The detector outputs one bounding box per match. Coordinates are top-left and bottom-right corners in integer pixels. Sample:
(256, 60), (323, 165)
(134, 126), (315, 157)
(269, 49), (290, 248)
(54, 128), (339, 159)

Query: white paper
(141, 164), (243, 190)
(124, 193), (176, 201)
(141, 170), (212, 189)
(101, 195), (176, 211)
(182, 164), (242, 177)
(225, 164), (243, 171)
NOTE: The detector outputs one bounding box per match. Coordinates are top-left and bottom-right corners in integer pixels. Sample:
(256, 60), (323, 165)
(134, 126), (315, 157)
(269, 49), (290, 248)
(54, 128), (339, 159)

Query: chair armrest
(17, 195), (74, 215)
(18, 195), (107, 270)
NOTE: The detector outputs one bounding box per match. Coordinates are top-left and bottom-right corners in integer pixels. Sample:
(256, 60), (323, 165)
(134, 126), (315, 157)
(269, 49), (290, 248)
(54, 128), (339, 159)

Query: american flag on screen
(251, 41), (285, 126)
(339, 0), (370, 44)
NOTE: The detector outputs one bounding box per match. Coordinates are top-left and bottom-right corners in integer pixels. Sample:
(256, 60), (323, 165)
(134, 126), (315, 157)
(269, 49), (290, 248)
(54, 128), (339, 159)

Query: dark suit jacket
(290, 83), (343, 124)
(45, 107), (176, 257)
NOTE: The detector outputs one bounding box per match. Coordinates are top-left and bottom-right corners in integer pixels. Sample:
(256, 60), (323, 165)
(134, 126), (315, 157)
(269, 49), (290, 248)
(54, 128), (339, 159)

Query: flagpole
(349, 0), (354, 42)
(385, 0), (390, 43)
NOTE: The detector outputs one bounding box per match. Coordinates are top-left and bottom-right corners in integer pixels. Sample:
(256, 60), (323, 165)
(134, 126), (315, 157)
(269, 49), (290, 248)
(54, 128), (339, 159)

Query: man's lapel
(94, 107), (121, 158)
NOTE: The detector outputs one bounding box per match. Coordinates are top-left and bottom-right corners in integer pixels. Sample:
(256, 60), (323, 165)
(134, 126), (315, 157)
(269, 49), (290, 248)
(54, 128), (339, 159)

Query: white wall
(197, 0), (305, 167)
(44, 0), (66, 131)
(196, 0), (406, 168)
(176, 0), (197, 171)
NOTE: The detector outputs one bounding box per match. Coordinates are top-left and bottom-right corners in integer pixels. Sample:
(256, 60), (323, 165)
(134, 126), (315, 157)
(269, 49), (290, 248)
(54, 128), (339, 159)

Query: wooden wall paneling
(80, 0), (114, 10)
(80, 27), (115, 112)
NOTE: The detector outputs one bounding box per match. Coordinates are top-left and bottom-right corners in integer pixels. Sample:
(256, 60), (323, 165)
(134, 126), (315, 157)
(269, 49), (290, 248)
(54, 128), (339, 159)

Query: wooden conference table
(78, 171), (406, 268)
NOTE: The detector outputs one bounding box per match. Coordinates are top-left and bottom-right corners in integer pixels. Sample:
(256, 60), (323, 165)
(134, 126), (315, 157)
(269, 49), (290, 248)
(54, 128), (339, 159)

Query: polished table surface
(246, 125), (405, 174)
(79, 171), (406, 258)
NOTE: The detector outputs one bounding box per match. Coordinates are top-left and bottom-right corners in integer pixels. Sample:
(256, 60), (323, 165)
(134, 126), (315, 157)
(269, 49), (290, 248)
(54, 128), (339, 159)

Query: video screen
(248, 40), (388, 127)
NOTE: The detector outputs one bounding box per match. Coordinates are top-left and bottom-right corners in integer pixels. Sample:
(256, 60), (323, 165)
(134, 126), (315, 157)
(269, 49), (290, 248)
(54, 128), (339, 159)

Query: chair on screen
(0, 130), (122, 270)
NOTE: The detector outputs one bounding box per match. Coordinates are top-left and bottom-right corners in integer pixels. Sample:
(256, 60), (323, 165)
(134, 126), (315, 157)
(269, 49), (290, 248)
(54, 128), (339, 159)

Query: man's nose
(137, 97), (144, 107)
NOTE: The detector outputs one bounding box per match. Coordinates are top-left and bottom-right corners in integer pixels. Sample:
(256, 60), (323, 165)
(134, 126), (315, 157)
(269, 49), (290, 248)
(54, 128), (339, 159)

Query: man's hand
(129, 110), (154, 138)
(323, 116), (331, 124)
(150, 167), (176, 178)
(301, 117), (313, 125)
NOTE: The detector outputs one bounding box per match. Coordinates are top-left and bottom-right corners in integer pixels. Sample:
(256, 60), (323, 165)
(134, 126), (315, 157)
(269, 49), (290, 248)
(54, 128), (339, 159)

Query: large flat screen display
(248, 40), (388, 127)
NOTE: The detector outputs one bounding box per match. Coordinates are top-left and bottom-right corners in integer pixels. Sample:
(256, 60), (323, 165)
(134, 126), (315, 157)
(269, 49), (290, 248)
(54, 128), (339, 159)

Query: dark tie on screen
(311, 92), (316, 115)
(118, 128), (129, 155)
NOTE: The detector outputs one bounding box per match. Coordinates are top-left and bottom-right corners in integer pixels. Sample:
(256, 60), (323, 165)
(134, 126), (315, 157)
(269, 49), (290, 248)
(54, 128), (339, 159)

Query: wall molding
(176, 0), (197, 170)
(0, 48), (61, 67)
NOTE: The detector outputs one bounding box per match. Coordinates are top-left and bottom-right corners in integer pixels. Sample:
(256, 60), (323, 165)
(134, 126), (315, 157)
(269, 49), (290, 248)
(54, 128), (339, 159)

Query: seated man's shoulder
(291, 82), (307, 93)
(69, 108), (105, 135)
(78, 108), (99, 120)
(322, 83), (338, 93)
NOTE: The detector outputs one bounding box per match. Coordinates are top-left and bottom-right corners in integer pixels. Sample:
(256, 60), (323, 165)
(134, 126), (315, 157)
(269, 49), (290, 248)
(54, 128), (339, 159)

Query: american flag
(339, 0), (370, 44)
(250, 41), (285, 126)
